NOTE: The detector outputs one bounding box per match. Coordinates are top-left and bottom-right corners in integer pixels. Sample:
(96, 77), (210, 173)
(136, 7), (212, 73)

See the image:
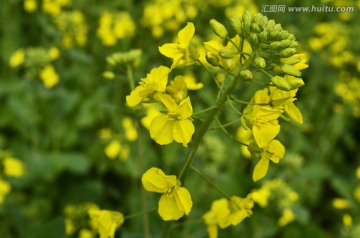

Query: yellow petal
(253, 124), (280, 148)
(173, 120), (194, 147)
(178, 22), (195, 47)
(126, 86), (145, 107)
(267, 139), (285, 163)
(149, 114), (174, 145)
(284, 101), (303, 124)
(88, 210), (124, 238)
(177, 97), (193, 119)
(147, 66), (170, 92)
(141, 167), (177, 193)
(253, 156), (269, 182)
(159, 43), (179, 58)
(158, 193), (184, 220)
(174, 187), (192, 215)
(154, 93), (177, 112)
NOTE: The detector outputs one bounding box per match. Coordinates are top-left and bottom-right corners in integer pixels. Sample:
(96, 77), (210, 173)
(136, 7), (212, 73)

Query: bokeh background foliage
(0, 0), (360, 237)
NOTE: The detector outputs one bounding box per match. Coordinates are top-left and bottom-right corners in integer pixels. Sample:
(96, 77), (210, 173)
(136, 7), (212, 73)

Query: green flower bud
(270, 41), (281, 50)
(281, 31), (290, 40)
(240, 70), (253, 80)
(189, 43), (200, 60)
(289, 41), (299, 48)
(206, 53), (219, 67)
(280, 39), (292, 48)
(254, 57), (266, 68)
(258, 31), (268, 42)
(219, 48), (237, 59)
(271, 76), (292, 90)
(251, 23), (261, 33)
(279, 48), (297, 57)
(249, 33), (258, 46)
(280, 55), (301, 65)
(210, 19), (228, 39)
(281, 64), (302, 77)
(288, 78), (305, 89)
(243, 21), (251, 35)
(260, 15), (268, 25)
(242, 10), (252, 24)
(230, 17), (241, 34)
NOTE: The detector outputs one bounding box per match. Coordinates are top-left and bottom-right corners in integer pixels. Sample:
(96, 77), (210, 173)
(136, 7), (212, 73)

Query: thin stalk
(191, 166), (231, 199)
(124, 207), (157, 219)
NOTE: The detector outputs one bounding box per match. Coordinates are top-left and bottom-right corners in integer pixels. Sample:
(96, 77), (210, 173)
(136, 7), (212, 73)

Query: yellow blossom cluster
(54, 10), (88, 48)
(203, 195), (254, 238)
(97, 11), (136, 46)
(251, 179), (299, 227)
(141, 0), (200, 38)
(63, 202), (124, 238)
(334, 72), (360, 117)
(126, 22), (202, 147)
(9, 47), (61, 88)
(0, 155), (26, 204)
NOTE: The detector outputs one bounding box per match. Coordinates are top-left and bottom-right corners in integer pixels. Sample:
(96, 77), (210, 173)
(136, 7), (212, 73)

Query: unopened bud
(279, 48), (297, 57)
(289, 41), (299, 48)
(280, 55), (301, 65)
(249, 34), (258, 46)
(206, 53), (219, 67)
(220, 48), (236, 59)
(242, 10), (252, 24)
(230, 17), (241, 34)
(189, 43), (200, 60)
(281, 31), (290, 39)
(258, 31), (268, 42)
(254, 57), (266, 68)
(210, 19), (228, 39)
(288, 77), (305, 89)
(280, 39), (292, 48)
(240, 70), (253, 80)
(243, 21), (251, 35)
(281, 64), (302, 77)
(270, 41), (281, 50)
(251, 23), (261, 33)
(271, 76), (292, 91)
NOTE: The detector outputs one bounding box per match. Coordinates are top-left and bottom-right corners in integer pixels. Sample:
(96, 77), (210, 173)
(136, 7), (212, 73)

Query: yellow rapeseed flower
(39, 65), (59, 88)
(24, 0), (37, 12)
(9, 49), (25, 68)
(3, 156), (25, 177)
(159, 22), (196, 69)
(278, 208), (295, 226)
(122, 117), (138, 141)
(149, 93), (194, 147)
(88, 209), (124, 238)
(0, 178), (11, 204)
(142, 167), (192, 221)
(126, 66), (170, 107)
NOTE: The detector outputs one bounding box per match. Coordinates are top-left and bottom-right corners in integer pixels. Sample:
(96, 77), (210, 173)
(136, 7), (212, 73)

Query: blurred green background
(0, 0), (359, 237)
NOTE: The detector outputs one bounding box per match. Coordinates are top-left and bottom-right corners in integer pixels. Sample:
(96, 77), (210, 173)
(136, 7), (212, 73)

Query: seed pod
(281, 64), (302, 77)
(271, 76), (292, 91)
(230, 17), (241, 34)
(210, 19), (228, 39)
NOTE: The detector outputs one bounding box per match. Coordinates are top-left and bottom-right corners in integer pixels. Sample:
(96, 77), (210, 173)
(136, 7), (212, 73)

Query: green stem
(191, 166), (231, 199)
(178, 73), (242, 182)
(124, 207), (157, 220)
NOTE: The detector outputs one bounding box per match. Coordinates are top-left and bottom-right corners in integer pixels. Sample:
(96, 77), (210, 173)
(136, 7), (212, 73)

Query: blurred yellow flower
(343, 213), (352, 228)
(79, 229), (94, 238)
(332, 198), (351, 209)
(159, 22), (196, 69)
(150, 93), (194, 147)
(48, 47), (60, 60)
(88, 209), (124, 238)
(24, 0), (37, 12)
(42, 0), (71, 16)
(39, 65), (59, 88)
(356, 166), (360, 179)
(142, 167), (192, 221)
(0, 178), (11, 204)
(122, 117), (137, 141)
(9, 49), (25, 68)
(104, 140), (129, 161)
(3, 157), (25, 177)
(250, 187), (271, 207)
(353, 185), (360, 202)
(278, 208), (295, 227)
(140, 104), (162, 129)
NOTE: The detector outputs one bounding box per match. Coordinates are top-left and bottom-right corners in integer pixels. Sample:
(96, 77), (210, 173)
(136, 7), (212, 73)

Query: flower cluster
(126, 22), (201, 147)
(203, 195), (254, 238)
(9, 47), (61, 88)
(218, 11), (309, 181)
